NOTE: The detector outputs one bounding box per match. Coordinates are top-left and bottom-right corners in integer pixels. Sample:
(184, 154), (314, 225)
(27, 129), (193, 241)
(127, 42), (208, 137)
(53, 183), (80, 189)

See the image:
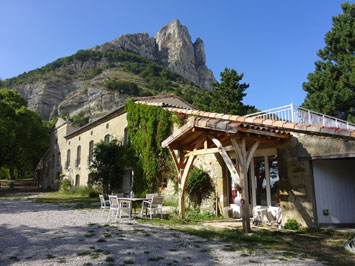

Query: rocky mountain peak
(94, 19), (215, 90)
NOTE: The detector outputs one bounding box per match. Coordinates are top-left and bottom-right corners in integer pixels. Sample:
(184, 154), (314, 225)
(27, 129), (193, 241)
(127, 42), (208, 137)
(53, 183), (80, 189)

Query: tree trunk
(9, 166), (15, 180)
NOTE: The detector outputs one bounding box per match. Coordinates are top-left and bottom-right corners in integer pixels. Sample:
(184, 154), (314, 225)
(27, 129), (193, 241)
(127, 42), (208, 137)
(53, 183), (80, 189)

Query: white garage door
(313, 159), (355, 225)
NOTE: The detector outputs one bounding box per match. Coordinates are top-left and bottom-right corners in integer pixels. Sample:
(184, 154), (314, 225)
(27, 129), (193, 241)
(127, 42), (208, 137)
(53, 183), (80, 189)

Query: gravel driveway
(0, 198), (324, 266)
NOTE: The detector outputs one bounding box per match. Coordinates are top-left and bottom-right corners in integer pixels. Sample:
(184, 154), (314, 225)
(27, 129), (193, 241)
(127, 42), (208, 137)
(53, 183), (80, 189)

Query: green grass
(148, 257), (164, 262)
(57, 258), (66, 263)
(77, 251), (91, 256)
(90, 253), (100, 259)
(137, 216), (355, 266)
(105, 256), (115, 262)
(30, 189), (99, 207)
(46, 254), (55, 260)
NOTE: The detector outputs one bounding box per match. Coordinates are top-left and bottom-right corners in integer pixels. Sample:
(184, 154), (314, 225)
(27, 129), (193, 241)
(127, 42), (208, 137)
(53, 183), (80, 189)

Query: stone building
(38, 95), (355, 228)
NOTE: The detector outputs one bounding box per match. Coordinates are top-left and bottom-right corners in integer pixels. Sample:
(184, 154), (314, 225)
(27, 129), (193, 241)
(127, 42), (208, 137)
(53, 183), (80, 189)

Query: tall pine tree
(302, 2), (355, 122)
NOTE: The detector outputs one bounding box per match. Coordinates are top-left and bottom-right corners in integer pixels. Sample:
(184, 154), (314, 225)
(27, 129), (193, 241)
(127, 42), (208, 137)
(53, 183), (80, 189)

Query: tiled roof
(135, 94), (195, 110)
(137, 102), (355, 139)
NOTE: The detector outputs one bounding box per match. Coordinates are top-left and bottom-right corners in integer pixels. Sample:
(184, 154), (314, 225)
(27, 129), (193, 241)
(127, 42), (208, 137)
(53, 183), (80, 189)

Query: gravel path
(0, 198), (324, 266)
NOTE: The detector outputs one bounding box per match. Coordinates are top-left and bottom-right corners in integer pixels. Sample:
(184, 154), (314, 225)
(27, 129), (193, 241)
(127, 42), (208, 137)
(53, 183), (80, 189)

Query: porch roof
(162, 116), (290, 151)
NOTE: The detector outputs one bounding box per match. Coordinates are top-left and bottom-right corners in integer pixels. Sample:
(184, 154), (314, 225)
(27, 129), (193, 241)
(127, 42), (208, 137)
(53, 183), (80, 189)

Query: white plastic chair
(99, 195), (110, 216)
(145, 193), (158, 200)
(119, 199), (131, 219)
(108, 195), (120, 221)
(140, 196), (163, 220)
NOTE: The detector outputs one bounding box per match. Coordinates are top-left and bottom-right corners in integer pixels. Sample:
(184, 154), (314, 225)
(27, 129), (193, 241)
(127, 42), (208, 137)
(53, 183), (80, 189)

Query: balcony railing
(245, 103), (355, 130)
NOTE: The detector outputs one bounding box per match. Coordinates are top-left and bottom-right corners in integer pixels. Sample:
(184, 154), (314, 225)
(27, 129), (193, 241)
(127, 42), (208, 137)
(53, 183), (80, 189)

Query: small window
(104, 134), (110, 142)
(91, 131), (93, 135)
(88, 141), (94, 166)
(76, 145), (81, 168)
(66, 149), (71, 169)
(106, 123), (109, 129)
(75, 175), (80, 187)
(79, 136), (81, 141)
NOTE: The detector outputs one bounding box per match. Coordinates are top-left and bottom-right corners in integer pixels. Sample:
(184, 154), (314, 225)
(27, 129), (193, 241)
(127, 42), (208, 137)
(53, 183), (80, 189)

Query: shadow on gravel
(0, 219), (218, 265)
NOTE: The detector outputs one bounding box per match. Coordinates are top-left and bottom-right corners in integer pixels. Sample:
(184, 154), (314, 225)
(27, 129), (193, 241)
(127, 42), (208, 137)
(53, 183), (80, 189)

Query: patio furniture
(118, 198), (132, 219)
(111, 192), (124, 198)
(117, 197), (146, 217)
(140, 196), (163, 220)
(108, 195), (120, 221)
(99, 195), (110, 216)
(145, 193), (158, 200)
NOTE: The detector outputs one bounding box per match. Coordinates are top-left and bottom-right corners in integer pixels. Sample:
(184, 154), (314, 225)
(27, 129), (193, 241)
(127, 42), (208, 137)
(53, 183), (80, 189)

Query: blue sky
(0, 0), (350, 110)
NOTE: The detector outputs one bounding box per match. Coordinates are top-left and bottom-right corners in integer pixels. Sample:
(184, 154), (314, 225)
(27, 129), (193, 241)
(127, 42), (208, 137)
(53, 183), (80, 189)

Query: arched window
(88, 141), (94, 166)
(124, 127), (129, 145)
(76, 145), (81, 168)
(75, 175), (80, 187)
(66, 149), (71, 169)
(104, 134), (110, 142)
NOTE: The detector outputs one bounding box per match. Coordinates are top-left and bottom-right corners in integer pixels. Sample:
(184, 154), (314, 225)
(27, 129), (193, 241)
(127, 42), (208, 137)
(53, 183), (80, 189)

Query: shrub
(284, 219), (300, 230)
(58, 178), (72, 191)
(185, 167), (214, 207)
(88, 190), (100, 198)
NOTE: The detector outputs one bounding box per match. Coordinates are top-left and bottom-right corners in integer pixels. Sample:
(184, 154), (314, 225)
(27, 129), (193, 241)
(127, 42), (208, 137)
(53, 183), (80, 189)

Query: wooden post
(231, 138), (260, 233)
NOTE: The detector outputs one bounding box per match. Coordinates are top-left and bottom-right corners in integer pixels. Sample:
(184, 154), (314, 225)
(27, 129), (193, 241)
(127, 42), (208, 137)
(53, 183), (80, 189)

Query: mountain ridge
(3, 19), (215, 120)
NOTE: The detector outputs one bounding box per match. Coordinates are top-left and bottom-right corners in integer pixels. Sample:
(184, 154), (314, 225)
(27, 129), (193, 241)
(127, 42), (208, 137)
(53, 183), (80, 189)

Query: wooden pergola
(162, 116), (289, 232)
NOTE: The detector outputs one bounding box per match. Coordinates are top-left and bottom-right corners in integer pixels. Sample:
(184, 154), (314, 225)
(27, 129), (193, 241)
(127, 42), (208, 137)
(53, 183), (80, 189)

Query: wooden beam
(168, 146), (180, 175)
(246, 141), (260, 172)
(184, 145), (235, 157)
(207, 134), (240, 184)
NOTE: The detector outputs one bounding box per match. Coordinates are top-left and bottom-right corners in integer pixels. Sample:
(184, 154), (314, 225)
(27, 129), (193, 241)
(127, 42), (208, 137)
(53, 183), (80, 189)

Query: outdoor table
(117, 198), (146, 216)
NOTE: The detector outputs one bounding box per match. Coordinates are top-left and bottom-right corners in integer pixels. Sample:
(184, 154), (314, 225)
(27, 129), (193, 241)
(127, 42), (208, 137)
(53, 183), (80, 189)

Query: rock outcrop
(9, 19), (215, 120)
(94, 19), (215, 90)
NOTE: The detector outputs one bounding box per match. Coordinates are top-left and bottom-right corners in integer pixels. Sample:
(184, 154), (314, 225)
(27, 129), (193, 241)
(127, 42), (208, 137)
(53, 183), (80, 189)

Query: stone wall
(277, 132), (355, 227)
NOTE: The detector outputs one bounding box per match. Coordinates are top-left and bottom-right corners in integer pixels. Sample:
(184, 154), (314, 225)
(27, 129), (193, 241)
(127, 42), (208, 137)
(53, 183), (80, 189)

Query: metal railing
(245, 103), (355, 130)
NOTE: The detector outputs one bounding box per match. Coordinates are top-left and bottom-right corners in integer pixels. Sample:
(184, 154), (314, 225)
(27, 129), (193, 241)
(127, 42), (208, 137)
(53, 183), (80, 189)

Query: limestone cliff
(94, 19), (215, 90)
(5, 19), (215, 120)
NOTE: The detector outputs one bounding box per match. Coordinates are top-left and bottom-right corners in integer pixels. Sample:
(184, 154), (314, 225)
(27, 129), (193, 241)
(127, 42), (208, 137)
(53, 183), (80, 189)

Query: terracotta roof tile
(216, 120), (230, 131)
(335, 129), (351, 137)
(263, 119), (274, 126)
(236, 116), (246, 122)
(229, 115), (239, 121)
(283, 122), (297, 129)
(196, 118), (207, 127)
(215, 113), (223, 119)
(207, 119), (219, 128)
(273, 121), (286, 127)
(320, 127), (336, 135)
(208, 113), (217, 118)
(245, 117), (255, 123)
(222, 114), (231, 120)
(227, 122), (240, 132)
(295, 124), (309, 131)
(306, 125), (322, 133)
(254, 118), (265, 124)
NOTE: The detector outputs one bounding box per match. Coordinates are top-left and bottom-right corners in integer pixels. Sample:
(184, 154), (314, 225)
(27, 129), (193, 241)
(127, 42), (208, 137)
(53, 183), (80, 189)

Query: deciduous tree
(0, 89), (48, 179)
(89, 140), (131, 195)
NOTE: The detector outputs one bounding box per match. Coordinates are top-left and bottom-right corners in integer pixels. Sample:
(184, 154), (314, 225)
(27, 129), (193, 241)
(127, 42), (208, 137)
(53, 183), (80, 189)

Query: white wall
(313, 159), (355, 225)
